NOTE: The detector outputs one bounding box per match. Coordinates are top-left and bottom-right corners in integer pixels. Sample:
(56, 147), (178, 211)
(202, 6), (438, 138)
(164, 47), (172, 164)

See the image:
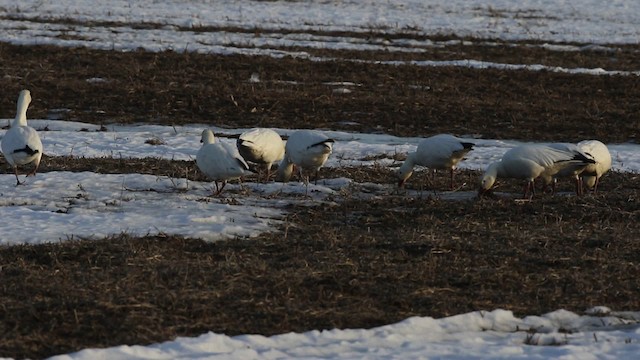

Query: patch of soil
(0, 43), (638, 143)
(0, 41), (639, 359)
(1, 170), (638, 359)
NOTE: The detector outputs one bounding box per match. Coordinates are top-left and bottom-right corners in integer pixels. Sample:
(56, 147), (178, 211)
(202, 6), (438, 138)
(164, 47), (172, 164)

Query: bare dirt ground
(0, 40), (639, 359)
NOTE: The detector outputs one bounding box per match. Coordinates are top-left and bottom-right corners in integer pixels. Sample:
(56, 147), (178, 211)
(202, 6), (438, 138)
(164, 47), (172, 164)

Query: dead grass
(1, 168), (638, 359)
(0, 42), (639, 359)
(1, 43), (639, 143)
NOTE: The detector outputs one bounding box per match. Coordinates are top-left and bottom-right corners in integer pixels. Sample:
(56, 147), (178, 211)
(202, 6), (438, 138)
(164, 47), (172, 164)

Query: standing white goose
(236, 128), (285, 182)
(276, 129), (334, 185)
(397, 134), (474, 190)
(479, 143), (596, 199)
(1, 90), (43, 186)
(578, 139), (612, 193)
(196, 129), (251, 196)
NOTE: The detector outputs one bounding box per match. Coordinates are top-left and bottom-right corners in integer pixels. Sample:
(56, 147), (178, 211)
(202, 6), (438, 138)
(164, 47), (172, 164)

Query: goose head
(200, 129), (216, 145)
(275, 157), (294, 182)
(397, 169), (412, 188)
(396, 152), (415, 188)
(18, 89), (31, 108)
(478, 162), (499, 196)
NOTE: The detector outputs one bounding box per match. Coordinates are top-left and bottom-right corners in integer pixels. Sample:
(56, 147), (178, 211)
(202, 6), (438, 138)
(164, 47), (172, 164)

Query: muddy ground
(0, 40), (639, 359)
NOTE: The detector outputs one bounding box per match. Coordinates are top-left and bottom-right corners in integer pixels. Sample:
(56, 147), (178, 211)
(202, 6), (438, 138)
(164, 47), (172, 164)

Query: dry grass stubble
(1, 173), (638, 359)
(0, 41), (639, 359)
(0, 156), (638, 359)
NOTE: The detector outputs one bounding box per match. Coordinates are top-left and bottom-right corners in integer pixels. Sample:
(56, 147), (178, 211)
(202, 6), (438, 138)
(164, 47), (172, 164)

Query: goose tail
(573, 152), (596, 164)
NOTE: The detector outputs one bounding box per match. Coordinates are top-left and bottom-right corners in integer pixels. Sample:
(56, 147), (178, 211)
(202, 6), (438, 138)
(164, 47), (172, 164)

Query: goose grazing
(397, 134), (474, 190)
(236, 128), (285, 182)
(540, 142), (597, 196)
(276, 129), (334, 185)
(1, 90), (43, 186)
(578, 140), (612, 193)
(196, 129), (251, 196)
(479, 143), (596, 199)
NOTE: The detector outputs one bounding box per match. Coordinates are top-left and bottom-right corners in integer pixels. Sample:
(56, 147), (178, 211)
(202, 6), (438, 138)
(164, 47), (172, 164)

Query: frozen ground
(49, 308), (640, 360)
(1, 1), (639, 359)
(1, 120), (639, 360)
(1, 0), (640, 76)
(0, 119), (637, 245)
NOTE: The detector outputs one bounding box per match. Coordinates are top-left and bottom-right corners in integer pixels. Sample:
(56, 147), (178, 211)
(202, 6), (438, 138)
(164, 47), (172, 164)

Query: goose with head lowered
(1, 90), (43, 186)
(397, 134), (474, 190)
(479, 143), (596, 199)
(276, 129), (334, 185)
(236, 128), (285, 182)
(539, 142), (597, 196)
(577, 139), (612, 193)
(196, 129), (252, 196)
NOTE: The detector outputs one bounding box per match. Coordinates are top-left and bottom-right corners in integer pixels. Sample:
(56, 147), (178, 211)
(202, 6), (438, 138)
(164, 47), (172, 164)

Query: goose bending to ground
(196, 129), (251, 196)
(479, 143), (596, 199)
(540, 142), (597, 196)
(397, 134), (474, 190)
(578, 140), (612, 193)
(1, 90), (43, 186)
(237, 128), (285, 182)
(541, 141), (611, 195)
(276, 129), (334, 185)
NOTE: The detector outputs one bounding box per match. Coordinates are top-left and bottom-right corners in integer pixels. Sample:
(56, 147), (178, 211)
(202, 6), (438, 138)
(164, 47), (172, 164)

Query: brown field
(0, 39), (639, 359)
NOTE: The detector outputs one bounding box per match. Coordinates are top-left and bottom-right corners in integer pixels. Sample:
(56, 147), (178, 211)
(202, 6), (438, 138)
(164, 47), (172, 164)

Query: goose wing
(416, 134), (474, 168)
(237, 128), (285, 164)
(197, 143), (249, 181)
(1, 126), (43, 166)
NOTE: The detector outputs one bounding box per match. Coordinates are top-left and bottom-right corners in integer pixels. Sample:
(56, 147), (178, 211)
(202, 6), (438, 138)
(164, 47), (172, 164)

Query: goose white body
(397, 134), (474, 189)
(237, 128), (285, 181)
(1, 90), (43, 185)
(480, 143), (595, 198)
(541, 142), (597, 195)
(196, 129), (251, 195)
(276, 129), (334, 184)
(578, 140), (612, 191)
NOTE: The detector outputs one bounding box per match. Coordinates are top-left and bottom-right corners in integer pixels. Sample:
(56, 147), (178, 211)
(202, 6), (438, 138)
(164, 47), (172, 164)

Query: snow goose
(236, 128), (285, 182)
(578, 140), (612, 193)
(196, 129), (251, 195)
(540, 142), (597, 196)
(397, 134), (474, 190)
(479, 143), (596, 199)
(276, 129), (334, 185)
(1, 90), (43, 186)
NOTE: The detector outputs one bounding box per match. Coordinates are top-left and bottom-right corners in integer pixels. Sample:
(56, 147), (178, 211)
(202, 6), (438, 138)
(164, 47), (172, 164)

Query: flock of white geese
(3, 90), (612, 199)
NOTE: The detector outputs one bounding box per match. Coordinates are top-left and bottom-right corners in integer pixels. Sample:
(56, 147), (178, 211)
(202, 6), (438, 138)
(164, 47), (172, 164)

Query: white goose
(397, 134), (474, 190)
(276, 129), (334, 185)
(479, 143), (596, 199)
(578, 139), (612, 193)
(1, 90), (43, 186)
(540, 142), (597, 195)
(236, 128), (285, 182)
(196, 129), (251, 195)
